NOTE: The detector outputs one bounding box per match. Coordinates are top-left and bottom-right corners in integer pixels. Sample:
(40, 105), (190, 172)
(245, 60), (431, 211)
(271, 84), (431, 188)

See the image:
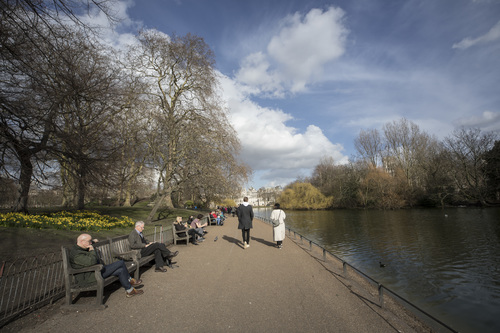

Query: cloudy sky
(98, 0), (500, 189)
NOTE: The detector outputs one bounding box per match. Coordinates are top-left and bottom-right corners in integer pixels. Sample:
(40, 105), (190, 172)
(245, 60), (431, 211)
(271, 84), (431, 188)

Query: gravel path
(5, 216), (431, 332)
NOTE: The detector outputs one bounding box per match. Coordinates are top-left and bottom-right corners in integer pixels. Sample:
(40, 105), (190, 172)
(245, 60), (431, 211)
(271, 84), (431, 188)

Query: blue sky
(95, 0), (500, 189)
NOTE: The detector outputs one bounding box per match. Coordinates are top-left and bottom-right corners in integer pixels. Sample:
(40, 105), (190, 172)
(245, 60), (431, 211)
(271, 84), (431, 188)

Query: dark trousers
(141, 243), (172, 268)
(101, 260), (131, 290)
(187, 229), (197, 243)
(242, 228), (250, 244)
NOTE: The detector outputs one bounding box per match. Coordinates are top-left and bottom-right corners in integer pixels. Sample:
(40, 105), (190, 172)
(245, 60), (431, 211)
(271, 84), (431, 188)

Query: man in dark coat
(237, 196), (254, 248)
(129, 221), (179, 272)
(69, 233), (144, 297)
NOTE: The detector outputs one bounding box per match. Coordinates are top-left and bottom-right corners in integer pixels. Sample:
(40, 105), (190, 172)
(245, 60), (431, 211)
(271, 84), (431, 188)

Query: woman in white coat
(270, 203), (286, 249)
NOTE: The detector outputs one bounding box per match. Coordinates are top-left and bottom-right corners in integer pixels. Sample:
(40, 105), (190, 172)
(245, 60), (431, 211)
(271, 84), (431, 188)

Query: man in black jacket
(237, 197), (254, 249)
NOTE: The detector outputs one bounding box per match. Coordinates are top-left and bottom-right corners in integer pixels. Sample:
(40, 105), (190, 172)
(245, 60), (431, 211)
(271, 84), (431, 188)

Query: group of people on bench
(69, 220), (181, 298)
(209, 210), (226, 225)
(173, 214), (209, 245)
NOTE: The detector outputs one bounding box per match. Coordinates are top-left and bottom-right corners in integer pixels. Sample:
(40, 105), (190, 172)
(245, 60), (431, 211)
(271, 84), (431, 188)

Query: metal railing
(0, 226), (174, 328)
(0, 253), (65, 327)
(256, 215), (458, 333)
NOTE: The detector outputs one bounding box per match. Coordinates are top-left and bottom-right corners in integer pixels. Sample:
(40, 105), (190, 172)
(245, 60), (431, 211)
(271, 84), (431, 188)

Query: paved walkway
(19, 217), (430, 332)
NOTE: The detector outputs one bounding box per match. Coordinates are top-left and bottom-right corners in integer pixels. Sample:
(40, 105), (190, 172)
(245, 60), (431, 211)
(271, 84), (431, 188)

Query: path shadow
(251, 236), (276, 247)
(222, 235), (244, 248)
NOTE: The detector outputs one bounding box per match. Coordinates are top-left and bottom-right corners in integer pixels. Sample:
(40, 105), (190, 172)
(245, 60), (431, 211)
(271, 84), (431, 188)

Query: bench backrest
(94, 239), (113, 265)
(111, 234), (132, 256)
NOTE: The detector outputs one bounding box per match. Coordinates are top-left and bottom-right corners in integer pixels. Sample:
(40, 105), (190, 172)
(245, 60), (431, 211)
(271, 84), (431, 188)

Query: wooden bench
(61, 240), (125, 309)
(61, 235), (156, 308)
(208, 214), (217, 226)
(110, 235), (156, 280)
(172, 222), (190, 245)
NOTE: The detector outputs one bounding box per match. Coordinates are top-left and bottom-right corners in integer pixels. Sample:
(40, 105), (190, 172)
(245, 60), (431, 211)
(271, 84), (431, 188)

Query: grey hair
(135, 221), (145, 227)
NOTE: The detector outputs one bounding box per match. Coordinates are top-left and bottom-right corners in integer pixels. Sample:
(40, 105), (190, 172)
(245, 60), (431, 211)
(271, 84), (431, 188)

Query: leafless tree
(0, 0), (119, 212)
(126, 30), (249, 220)
(443, 127), (498, 205)
(49, 31), (128, 209)
(355, 128), (383, 168)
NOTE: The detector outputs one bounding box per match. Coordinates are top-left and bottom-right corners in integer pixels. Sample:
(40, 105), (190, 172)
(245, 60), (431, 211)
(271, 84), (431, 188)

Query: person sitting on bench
(174, 216), (199, 245)
(69, 233), (144, 298)
(129, 221), (179, 273)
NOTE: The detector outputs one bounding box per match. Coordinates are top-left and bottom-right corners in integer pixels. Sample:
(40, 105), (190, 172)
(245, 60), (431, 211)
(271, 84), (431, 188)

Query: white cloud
(453, 20), (500, 49)
(220, 75), (347, 188)
(454, 111), (500, 132)
(235, 6), (348, 96)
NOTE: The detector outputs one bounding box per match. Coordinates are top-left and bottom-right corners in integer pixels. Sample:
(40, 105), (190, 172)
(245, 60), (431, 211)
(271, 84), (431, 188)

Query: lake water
(254, 207), (500, 333)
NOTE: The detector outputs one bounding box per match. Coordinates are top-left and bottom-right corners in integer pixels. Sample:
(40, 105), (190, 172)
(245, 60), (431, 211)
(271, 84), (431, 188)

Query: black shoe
(193, 242), (199, 245)
(155, 267), (167, 273)
(167, 251), (179, 259)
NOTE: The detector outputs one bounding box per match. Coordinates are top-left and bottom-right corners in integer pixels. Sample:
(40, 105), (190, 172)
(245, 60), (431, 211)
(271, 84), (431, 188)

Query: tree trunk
(146, 195), (164, 222)
(146, 187), (173, 222)
(123, 185), (132, 207)
(76, 167), (86, 210)
(13, 151), (32, 214)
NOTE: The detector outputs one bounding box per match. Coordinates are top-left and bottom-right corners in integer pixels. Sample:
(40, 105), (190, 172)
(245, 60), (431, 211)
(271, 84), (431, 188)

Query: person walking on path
(270, 203), (286, 249)
(237, 196), (254, 248)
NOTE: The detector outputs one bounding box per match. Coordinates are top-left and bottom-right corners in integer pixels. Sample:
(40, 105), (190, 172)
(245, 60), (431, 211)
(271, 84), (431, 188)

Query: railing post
(343, 261), (348, 277)
(309, 240), (312, 250)
(322, 248), (326, 261)
(378, 284), (384, 307)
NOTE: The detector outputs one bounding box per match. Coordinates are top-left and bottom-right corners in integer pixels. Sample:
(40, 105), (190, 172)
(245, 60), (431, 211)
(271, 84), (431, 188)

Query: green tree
(279, 182), (333, 210)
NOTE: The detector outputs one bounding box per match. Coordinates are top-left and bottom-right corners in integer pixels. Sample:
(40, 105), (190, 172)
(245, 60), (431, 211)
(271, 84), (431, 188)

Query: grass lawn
(0, 205), (201, 262)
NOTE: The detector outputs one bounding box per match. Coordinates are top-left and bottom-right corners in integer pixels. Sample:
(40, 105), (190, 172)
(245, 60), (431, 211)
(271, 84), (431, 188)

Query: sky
(93, 0), (500, 189)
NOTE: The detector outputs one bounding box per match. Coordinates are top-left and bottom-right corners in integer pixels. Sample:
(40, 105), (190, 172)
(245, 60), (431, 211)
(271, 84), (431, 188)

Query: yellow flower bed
(0, 210), (134, 231)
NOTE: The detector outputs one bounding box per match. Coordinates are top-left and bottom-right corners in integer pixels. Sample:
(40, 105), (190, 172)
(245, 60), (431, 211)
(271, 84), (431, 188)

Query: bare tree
(484, 140), (500, 201)
(50, 32), (127, 209)
(355, 128), (383, 168)
(443, 127), (498, 205)
(126, 30), (248, 220)
(382, 118), (435, 205)
(0, 0), (119, 212)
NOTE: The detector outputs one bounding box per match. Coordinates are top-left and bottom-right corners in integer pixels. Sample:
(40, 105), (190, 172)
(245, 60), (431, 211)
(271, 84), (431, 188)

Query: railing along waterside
(256, 215), (458, 333)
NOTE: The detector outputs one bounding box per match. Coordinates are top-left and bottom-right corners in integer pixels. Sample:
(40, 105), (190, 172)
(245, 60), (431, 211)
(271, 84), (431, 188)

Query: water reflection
(255, 207), (500, 333)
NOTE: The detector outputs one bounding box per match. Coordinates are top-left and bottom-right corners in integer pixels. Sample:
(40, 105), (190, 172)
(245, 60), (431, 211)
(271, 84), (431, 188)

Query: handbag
(271, 210), (281, 227)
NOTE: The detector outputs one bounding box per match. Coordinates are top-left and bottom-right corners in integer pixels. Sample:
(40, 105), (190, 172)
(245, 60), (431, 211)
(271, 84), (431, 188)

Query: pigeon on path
(214, 236), (218, 242)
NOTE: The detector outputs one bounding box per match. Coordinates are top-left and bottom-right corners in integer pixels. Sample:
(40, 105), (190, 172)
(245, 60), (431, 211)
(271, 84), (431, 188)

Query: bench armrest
(174, 229), (188, 236)
(113, 249), (141, 261)
(67, 264), (103, 275)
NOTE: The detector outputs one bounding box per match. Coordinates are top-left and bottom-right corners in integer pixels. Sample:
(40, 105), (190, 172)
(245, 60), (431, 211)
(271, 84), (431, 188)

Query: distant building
(236, 186), (283, 207)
